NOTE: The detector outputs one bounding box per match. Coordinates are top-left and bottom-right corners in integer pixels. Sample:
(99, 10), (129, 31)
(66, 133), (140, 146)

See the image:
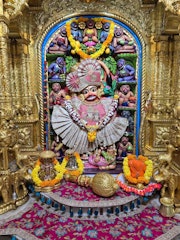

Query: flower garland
(64, 97), (118, 129)
(123, 154), (153, 185)
(61, 152), (84, 177)
(31, 158), (66, 188)
(66, 18), (114, 59)
(64, 96), (118, 142)
(116, 174), (161, 196)
(61, 152), (84, 176)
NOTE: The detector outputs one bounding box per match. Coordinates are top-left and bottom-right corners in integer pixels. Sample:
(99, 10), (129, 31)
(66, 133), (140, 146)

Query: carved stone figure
(49, 82), (66, 106)
(112, 27), (136, 53)
(117, 136), (133, 159)
(71, 21), (83, 42)
(48, 57), (66, 80)
(48, 27), (69, 54)
(118, 84), (136, 108)
(100, 22), (110, 42)
(88, 144), (117, 170)
(116, 59), (136, 82)
(83, 19), (99, 47)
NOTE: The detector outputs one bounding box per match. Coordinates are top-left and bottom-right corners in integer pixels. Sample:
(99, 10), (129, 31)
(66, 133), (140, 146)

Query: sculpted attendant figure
(88, 144), (117, 170)
(71, 21), (83, 42)
(83, 19), (99, 47)
(118, 84), (136, 108)
(48, 27), (69, 54)
(112, 27), (136, 53)
(117, 136), (133, 159)
(49, 83), (66, 106)
(116, 59), (136, 82)
(48, 57), (65, 80)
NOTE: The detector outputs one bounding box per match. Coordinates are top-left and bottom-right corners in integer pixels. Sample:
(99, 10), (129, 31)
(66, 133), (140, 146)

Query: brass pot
(159, 197), (175, 217)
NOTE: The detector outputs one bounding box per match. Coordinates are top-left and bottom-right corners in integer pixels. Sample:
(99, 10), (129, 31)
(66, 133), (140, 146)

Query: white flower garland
(64, 97), (118, 130)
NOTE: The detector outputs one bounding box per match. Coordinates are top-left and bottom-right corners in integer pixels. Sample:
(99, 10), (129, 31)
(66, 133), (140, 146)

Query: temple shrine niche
(43, 16), (140, 173)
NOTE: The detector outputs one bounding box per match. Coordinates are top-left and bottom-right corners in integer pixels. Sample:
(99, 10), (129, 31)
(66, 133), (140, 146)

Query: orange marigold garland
(31, 158), (66, 188)
(123, 154), (153, 185)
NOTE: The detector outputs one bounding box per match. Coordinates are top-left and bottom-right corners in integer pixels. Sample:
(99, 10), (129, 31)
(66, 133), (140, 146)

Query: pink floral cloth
(0, 202), (180, 239)
(52, 180), (130, 201)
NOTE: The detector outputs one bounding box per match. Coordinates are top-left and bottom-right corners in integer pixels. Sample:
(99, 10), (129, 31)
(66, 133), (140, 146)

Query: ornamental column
(0, 15), (11, 98)
(153, 35), (169, 97)
(172, 35), (180, 101)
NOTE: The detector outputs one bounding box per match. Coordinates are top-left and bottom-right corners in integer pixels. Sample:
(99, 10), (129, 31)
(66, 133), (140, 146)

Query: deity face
(121, 137), (129, 145)
(103, 22), (110, 32)
(107, 145), (116, 153)
(117, 59), (125, 68)
(82, 85), (98, 101)
(52, 83), (61, 92)
(71, 22), (78, 30)
(120, 85), (130, 94)
(114, 27), (124, 37)
(60, 27), (67, 37)
(86, 19), (95, 29)
(56, 57), (65, 66)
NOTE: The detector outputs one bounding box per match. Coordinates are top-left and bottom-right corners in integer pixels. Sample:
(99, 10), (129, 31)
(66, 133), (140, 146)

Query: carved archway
(37, 13), (145, 172)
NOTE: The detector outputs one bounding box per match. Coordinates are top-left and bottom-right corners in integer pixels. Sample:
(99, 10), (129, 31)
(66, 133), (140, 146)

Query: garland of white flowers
(64, 96), (119, 130)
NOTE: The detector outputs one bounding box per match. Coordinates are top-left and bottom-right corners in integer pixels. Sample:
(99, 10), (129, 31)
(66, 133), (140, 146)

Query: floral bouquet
(123, 154), (153, 185)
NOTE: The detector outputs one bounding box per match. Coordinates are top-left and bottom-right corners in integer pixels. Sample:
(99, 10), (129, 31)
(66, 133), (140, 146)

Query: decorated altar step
(29, 180), (156, 219)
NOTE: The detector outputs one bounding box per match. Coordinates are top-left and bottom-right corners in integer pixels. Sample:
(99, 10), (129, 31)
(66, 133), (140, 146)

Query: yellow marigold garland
(31, 158), (66, 188)
(62, 152), (84, 177)
(66, 18), (114, 59)
(123, 154), (153, 185)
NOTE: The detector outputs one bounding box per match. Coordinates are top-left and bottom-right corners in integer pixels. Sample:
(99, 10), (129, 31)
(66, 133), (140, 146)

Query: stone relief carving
(3, 0), (28, 19)
(155, 126), (171, 146)
(18, 127), (32, 146)
(29, 0), (153, 39)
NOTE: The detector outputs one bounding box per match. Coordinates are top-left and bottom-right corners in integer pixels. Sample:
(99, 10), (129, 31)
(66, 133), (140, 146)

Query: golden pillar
(173, 36), (180, 101)
(0, 15), (11, 100)
(144, 35), (176, 156)
(16, 39), (32, 106)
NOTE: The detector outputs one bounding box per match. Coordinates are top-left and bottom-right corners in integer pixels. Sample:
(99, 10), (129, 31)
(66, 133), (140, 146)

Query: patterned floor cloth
(0, 181), (180, 240)
(0, 198), (180, 240)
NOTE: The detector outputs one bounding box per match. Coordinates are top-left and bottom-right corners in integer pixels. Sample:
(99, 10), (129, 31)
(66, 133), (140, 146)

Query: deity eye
(90, 86), (97, 92)
(82, 89), (89, 94)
